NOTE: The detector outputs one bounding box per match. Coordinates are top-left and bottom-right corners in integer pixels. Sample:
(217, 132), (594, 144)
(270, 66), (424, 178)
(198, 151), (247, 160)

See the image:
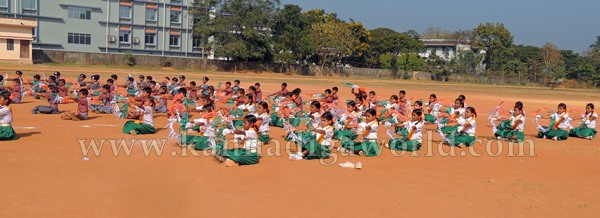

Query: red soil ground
(0, 64), (599, 217)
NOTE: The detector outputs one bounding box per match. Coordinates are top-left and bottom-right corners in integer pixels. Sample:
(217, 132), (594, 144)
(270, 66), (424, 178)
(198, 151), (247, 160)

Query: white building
(418, 39), (475, 61)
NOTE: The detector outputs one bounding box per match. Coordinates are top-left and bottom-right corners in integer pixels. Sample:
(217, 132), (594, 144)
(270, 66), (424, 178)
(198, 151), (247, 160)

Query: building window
(119, 5), (131, 18)
(193, 37), (202, 48)
(22, 0), (36, 9)
(7, 39), (14, 50)
(119, 30), (130, 43)
(32, 28), (37, 39)
(145, 8), (157, 21)
(171, 0), (182, 5)
(0, 0), (8, 11)
(170, 11), (180, 23)
(68, 7), (91, 20)
(169, 35), (180, 47)
(145, 33), (156, 45)
(67, 33), (91, 45)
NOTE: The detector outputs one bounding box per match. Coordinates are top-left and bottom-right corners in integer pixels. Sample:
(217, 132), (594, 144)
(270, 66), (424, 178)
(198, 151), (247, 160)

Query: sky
(280, 0), (600, 53)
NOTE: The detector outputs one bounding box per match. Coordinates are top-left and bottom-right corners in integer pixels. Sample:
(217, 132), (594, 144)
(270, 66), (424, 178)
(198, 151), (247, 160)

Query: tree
(540, 42), (565, 81)
(344, 20), (371, 67)
(365, 28), (423, 68)
(589, 35), (600, 60)
(272, 4), (312, 69)
(421, 26), (451, 39)
(308, 14), (355, 70)
(191, 0), (280, 61)
(471, 23), (515, 71)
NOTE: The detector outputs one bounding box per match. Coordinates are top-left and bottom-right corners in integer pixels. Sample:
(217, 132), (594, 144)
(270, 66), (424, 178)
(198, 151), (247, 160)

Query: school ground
(0, 63), (599, 217)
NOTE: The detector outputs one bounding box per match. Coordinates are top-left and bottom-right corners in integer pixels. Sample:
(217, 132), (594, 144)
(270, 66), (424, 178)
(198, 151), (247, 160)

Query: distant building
(418, 38), (477, 61)
(0, 17), (36, 64)
(0, 0), (203, 58)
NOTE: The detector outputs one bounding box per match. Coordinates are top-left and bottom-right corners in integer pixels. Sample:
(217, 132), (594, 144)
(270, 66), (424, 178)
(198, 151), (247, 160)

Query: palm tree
(590, 35), (600, 51)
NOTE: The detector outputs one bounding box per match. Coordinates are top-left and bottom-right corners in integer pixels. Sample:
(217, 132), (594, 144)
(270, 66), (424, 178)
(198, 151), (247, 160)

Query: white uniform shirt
(0, 106), (13, 124)
(243, 129), (258, 151)
(403, 120), (424, 142)
(451, 107), (466, 120)
(551, 113), (572, 130)
(458, 117), (476, 136)
(429, 102), (441, 117)
(583, 112), (598, 129)
(511, 114), (526, 132)
(316, 125), (334, 146)
(256, 113), (270, 133)
(364, 120), (379, 140)
(310, 112), (321, 129)
(143, 105), (154, 126)
(245, 103), (257, 115)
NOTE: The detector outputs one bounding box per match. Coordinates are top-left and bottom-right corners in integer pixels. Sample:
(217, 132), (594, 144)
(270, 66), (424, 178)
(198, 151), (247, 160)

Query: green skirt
(123, 121), (155, 134)
(388, 138), (421, 151)
(537, 127), (569, 141)
(219, 148), (260, 165)
(424, 114), (436, 123)
(495, 130), (525, 142)
(191, 136), (223, 151)
(441, 126), (459, 134)
(569, 127), (597, 138)
(259, 133), (270, 144)
(289, 117), (302, 127)
(302, 139), (331, 160)
(446, 133), (476, 147)
(233, 120), (244, 129)
(269, 113), (284, 127)
(342, 139), (380, 157)
(497, 120), (512, 131)
(0, 125), (17, 140)
(334, 130), (358, 141)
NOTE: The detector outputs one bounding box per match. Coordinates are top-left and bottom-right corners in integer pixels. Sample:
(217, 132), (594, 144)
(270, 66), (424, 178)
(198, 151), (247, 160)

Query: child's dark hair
(515, 101), (523, 107)
(399, 90), (406, 95)
(16, 70), (23, 76)
(150, 81), (157, 86)
(204, 104), (215, 112)
(332, 87), (338, 92)
(347, 100), (356, 109)
(49, 75), (56, 82)
(190, 81), (196, 86)
(102, 84), (111, 91)
(282, 82), (287, 87)
(179, 75), (186, 80)
(111, 74), (118, 80)
(146, 76), (153, 80)
(322, 112), (333, 122)
(365, 108), (377, 117)
(79, 74), (87, 79)
(143, 87), (152, 95)
(369, 91), (375, 95)
(91, 74), (100, 80)
(127, 77), (134, 82)
(254, 82), (260, 86)
(391, 95), (399, 101)
(33, 74), (41, 80)
(226, 81), (231, 85)
(466, 106), (477, 117)
(12, 78), (20, 84)
(258, 101), (270, 113)
(172, 77), (178, 82)
(234, 79), (240, 84)
(203, 76), (209, 81)
(459, 94), (466, 101)
(355, 94), (364, 104)
(107, 78), (114, 84)
(311, 101), (321, 110)
(325, 89), (331, 94)
(249, 86), (256, 92)
(293, 88), (301, 93)
(414, 100), (422, 106)
(164, 76), (170, 81)
(587, 103), (595, 110)
(430, 94), (437, 99)
(178, 87), (187, 96)
(58, 79), (65, 84)
(245, 93), (254, 102)
(244, 115), (257, 125)
(237, 89), (246, 95)
(558, 103), (566, 109)
(412, 109), (423, 116)
(79, 88), (89, 96)
(147, 98), (156, 108)
(455, 98), (465, 107)
(0, 75), (3, 82)
(514, 104), (523, 111)
(0, 91), (12, 105)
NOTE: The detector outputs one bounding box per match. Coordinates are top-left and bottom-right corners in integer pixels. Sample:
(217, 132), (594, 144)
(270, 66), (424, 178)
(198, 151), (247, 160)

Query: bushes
(124, 52), (136, 67)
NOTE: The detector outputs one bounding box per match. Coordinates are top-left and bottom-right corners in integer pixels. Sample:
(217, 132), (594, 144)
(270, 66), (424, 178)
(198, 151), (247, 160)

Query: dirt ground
(1, 63), (599, 217)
